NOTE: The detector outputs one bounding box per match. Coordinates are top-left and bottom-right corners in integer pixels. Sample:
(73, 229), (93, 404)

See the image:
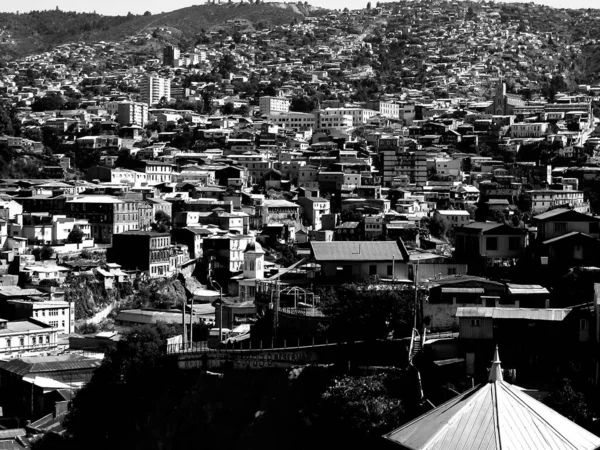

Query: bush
(32, 245), (55, 261)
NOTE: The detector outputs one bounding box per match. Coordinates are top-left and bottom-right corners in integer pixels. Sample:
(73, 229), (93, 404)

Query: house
(541, 232), (600, 267)
(532, 208), (600, 242)
(454, 222), (527, 265)
(108, 231), (175, 278)
(456, 306), (595, 384)
(202, 234), (255, 289)
(424, 276), (506, 332)
(296, 196), (331, 231)
(258, 200), (300, 229)
(0, 318), (59, 354)
(434, 210), (472, 228)
(528, 189), (589, 214)
(335, 221), (361, 240)
(310, 241), (409, 282)
(4, 299), (74, 334)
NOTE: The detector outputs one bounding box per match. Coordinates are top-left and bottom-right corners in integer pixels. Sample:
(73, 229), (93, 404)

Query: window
(19, 337), (24, 346)
(448, 268), (457, 276)
(509, 237), (521, 251)
(486, 237), (498, 251)
(580, 319), (588, 331)
(46, 336), (50, 344)
(5, 339), (10, 348)
(554, 223), (567, 233)
(32, 337), (36, 345)
(387, 265), (393, 276)
(471, 319), (481, 327)
(369, 265), (377, 276)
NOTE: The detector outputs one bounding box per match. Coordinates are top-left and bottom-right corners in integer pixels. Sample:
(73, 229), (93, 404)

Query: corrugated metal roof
(508, 284), (550, 295)
(456, 307), (569, 321)
(0, 429), (25, 440)
(0, 355), (101, 377)
(310, 241), (405, 262)
(384, 379), (600, 450)
(441, 288), (484, 294)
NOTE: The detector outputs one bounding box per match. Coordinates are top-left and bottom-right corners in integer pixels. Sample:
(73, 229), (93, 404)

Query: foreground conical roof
(384, 349), (600, 450)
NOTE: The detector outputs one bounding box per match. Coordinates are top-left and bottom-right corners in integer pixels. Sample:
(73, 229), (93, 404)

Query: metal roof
(385, 373), (600, 450)
(507, 284), (550, 295)
(456, 307), (570, 321)
(0, 355), (101, 377)
(310, 241), (405, 262)
(441, 287), (485, 294)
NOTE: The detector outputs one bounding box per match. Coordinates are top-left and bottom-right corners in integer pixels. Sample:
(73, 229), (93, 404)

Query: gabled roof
(458, 222), (527, 235)
(310, 241), (407, 262)
(542, 231), (600, 246)
(534, 208), (599, 223)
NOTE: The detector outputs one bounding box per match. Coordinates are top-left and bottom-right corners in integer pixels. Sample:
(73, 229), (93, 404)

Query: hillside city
(2, 0), (600, 448)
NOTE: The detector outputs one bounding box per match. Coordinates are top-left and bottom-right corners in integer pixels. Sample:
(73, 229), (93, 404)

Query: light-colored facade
(140, 75), (171, 106)
(8, 300), (74, 334)
(118, 101), (148, 127)
(528, 189), (588, 213)
(0, 319), (58, 354)
(510, 122), (549, 138)
(267, 112), (315, 130)
(259, 96), (290, 115)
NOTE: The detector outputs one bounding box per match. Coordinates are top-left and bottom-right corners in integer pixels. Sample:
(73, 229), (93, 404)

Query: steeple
(488, 345), (503, 383)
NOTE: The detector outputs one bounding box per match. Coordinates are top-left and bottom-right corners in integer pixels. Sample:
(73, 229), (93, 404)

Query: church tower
(243, 241), (265, 280)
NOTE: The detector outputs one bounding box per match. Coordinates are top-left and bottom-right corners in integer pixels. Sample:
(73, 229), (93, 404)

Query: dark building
(108, 231), (172, 277)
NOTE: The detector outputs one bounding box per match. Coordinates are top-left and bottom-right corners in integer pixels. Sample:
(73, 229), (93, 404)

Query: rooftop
(384, 348), (600, 450)
(311, 241), (406, 262)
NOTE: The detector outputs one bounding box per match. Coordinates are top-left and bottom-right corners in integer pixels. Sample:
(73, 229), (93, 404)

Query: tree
(68, 225), (85, 244)
(215, 54), (236, 78)
(31, 95), (66, 112)
(151, 211), (172, 233)
(52, 323), (183, 450)
(545, 378), (589, 424)
(222, 102), (235, 115)
(340, 208), (363, 223)
(427, 213), (450, 239)
(319, 282), (415, 341)
(236, 104), (250, 116)
(0, 104), (15, 136)
(366, 1), (371, 9)
(315, 372), (412, 441)
(32, 245), (55, 261)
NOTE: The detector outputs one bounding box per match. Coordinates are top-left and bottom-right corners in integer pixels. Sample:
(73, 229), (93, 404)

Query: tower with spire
(233, 241), (266, 303)
(384, 347), (600, 450)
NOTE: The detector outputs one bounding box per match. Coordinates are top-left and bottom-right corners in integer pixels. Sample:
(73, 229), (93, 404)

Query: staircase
(408, 328), (424, 363)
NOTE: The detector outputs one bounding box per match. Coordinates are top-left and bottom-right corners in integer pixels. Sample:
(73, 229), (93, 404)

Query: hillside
(0, 3), (315, 60)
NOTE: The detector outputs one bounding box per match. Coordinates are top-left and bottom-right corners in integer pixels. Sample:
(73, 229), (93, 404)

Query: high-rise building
(163, 45), (181, 67)
(140, 75), (171, 106)
(379, 137), (427, 186)
(117, 101), (148, 127)
(259, 96), (290, 115)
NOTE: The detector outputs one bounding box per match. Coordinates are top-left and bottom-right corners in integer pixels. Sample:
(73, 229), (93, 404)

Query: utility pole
(189, 295), (194, 349)
(182, 295), (186, 350)
(414, 260), (419, 330)
(211, 278), (223, 347)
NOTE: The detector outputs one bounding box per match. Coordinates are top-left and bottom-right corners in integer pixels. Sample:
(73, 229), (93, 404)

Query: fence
(166, 336), (372, 355)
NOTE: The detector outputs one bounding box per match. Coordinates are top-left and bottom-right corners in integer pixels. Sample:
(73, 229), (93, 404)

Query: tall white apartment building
(140, 75), (171, 106)
(117, 101), (148, 127)
(259, 96), (290, 115)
